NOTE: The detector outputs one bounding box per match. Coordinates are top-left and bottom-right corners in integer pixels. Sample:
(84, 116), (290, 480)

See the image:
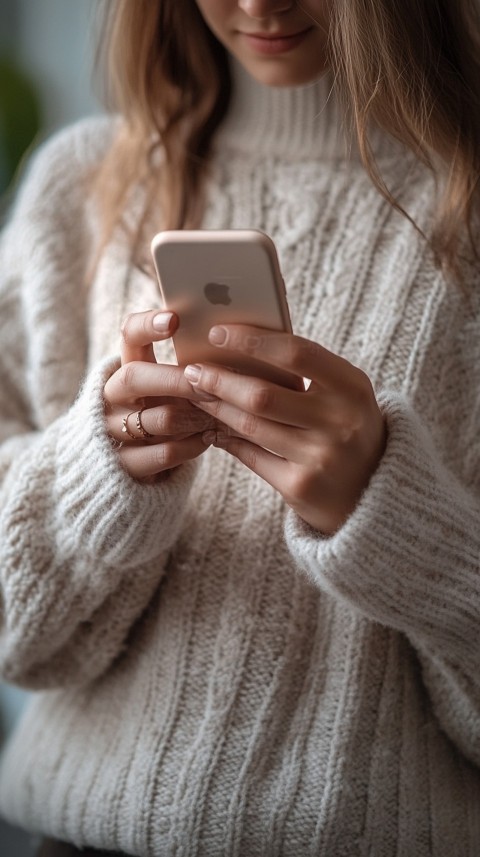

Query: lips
(239, 26), (314, 55)
(245, 27), (310, 40)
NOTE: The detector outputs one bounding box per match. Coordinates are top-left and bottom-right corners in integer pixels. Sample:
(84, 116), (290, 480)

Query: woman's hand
(103, 310), (216, 480)
(185, 324), (387, 535)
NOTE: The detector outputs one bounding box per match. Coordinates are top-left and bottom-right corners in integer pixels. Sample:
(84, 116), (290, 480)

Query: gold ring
(122, 412), (140, 440)
(136, 408), (153, 438)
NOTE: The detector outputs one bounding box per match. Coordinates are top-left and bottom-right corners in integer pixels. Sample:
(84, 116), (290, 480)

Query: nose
(238, 0), (294, 18)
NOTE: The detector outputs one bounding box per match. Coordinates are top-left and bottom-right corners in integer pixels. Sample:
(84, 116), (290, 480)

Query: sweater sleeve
(0, 120), (197, 690)
(284, 392), (480, 766)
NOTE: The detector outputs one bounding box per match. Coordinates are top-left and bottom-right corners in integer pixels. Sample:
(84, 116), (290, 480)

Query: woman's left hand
(185, 324), (387, 536)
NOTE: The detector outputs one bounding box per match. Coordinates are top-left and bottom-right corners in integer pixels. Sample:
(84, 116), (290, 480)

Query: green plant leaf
(0, 56), (42, 195)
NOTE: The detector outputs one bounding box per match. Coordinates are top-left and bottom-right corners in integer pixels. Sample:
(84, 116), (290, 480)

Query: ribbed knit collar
(217, 59), (400, 164)
(217, 59), (351, 162)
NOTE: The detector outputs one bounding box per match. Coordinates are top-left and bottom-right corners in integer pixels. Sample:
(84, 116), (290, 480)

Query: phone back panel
(151, 230), (299, 388)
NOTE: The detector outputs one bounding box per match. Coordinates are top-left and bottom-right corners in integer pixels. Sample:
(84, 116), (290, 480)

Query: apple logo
(204, 282), (232, 305)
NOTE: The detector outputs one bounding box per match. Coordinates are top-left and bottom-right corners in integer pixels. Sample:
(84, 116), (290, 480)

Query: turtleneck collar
(216, 58), (351, 162)
(216, 58), (402, 165)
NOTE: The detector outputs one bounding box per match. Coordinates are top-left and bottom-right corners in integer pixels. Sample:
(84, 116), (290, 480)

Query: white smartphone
(150, 229), (301, 389)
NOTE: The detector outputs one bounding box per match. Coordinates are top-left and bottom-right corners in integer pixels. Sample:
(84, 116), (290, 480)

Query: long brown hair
(92, 0), (231, 271)
(329, 0), (480, 278)
(93, 0), (480, 280)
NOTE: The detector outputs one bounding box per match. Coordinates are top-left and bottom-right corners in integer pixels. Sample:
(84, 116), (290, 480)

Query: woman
(0, 1), (479, 855)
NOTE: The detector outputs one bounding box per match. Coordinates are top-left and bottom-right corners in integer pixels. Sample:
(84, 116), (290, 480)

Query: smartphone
(150, 229), (301, 389)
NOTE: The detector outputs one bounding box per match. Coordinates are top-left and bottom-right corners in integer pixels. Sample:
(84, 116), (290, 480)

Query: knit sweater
(0, 65), (479, 857)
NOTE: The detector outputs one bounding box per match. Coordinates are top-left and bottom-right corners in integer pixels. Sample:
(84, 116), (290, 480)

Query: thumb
(120, 309), (178, 365)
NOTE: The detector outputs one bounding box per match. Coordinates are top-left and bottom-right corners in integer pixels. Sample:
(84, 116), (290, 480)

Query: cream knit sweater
(0, 67), (479, 857)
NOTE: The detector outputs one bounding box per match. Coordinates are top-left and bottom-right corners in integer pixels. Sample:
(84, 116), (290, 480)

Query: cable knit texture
(0, 65), (479, 856)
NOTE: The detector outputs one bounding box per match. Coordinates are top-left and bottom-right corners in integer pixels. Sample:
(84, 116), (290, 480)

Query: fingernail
(153, 311), (174, 332)
(209, 326), (227, 346)
(184, 364), (202, 384)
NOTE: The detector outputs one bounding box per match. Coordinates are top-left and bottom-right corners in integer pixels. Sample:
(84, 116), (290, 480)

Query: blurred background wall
(0, 0), (102, 200)
(1, 0), (100, 132)
(0, 2), (103, 852)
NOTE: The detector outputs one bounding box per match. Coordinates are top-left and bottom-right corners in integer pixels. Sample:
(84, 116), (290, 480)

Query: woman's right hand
(103, 309), (216, 480)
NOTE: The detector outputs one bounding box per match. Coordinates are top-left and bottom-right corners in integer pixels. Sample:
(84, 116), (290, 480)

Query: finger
(119, 434), (210, 480)
(185, 363), (302, 425)
(205, 432), (293, 495)
(184, 362), (319, 430)
(120, 309), (178, 364)
(104, 361), (216, 408)
(193, 396), (307, 462)
(107, 402), (217, 442)
(208, 324), (360, 388)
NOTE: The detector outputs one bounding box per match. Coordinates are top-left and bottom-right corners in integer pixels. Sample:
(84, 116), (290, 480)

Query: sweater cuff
(285, 392), (480, 668)
(52, 357), (198, 566)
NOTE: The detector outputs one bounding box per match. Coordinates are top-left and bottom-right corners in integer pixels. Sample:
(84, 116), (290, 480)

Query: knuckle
(318, 446), (338, 474)
(152, 406), (175, 435)
(244, 333), (263, 353)
(307, 436), (337, 472)
(287, 340), (307, 373)
(163, 365), (182, 393)
(102, 382), (114, 411)
(152, 443), (171, 471)
(238, 411), (258, 438)
(204, 398), (223, 419)
(284, 470), (313, 506)
(337, 420), (358, 446)
(353, 367), (373, 401)
(289, 462), (331, 503)
(249, 384), (272, 414)
(343, 375), (375, 436)
(142, 311), (154, 341)
(203, 368), (222, 395)
(118, 361), (138, 392)
(120, 312), (137, 344)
